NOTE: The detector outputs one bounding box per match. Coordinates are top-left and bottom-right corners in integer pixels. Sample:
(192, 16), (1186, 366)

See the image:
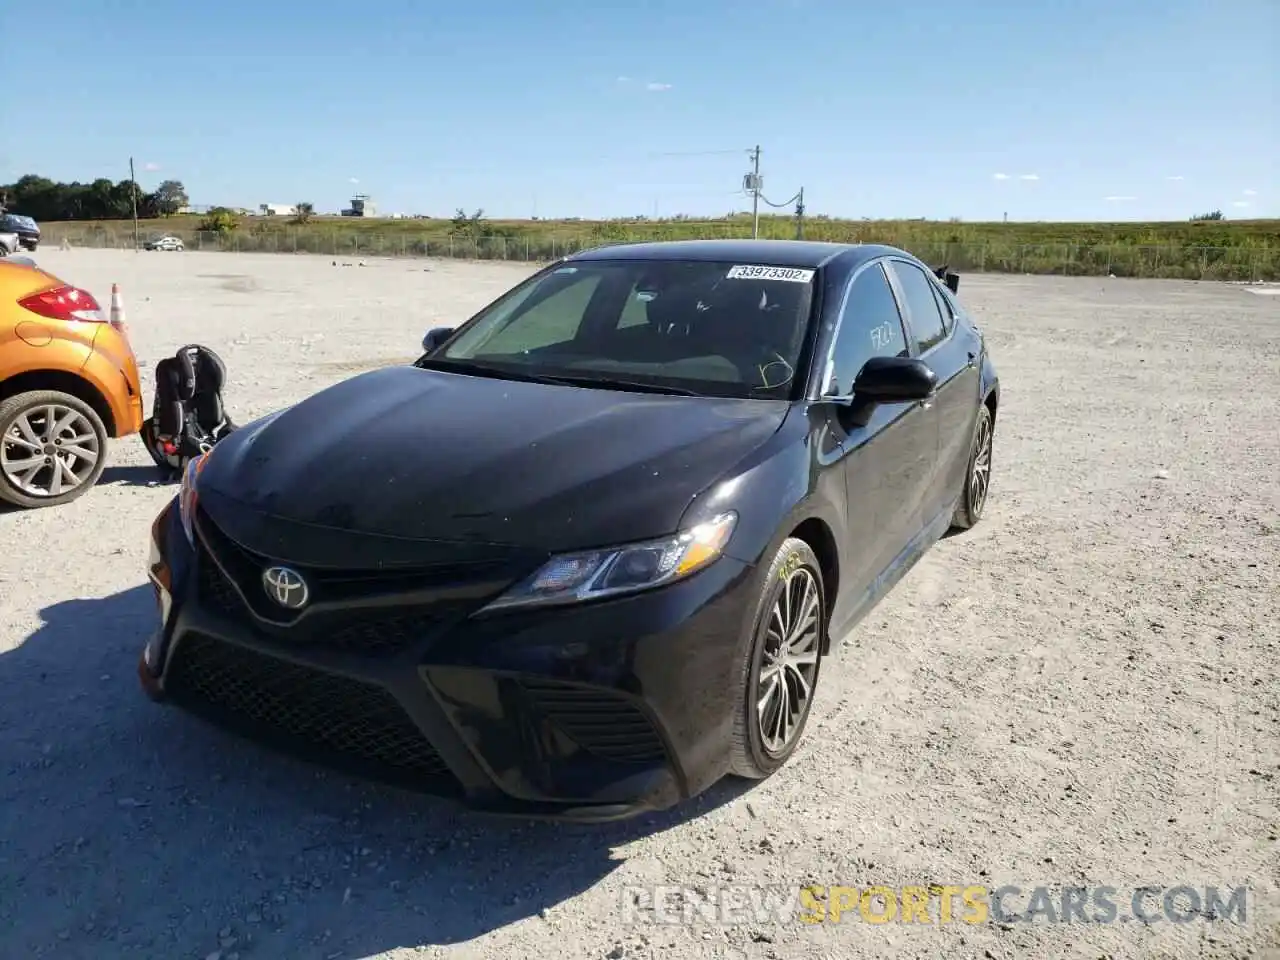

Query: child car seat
(142, 344), (237, 476)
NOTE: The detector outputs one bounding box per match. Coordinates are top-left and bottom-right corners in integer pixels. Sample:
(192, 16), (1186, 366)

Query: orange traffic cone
(109, 283), (127, 331)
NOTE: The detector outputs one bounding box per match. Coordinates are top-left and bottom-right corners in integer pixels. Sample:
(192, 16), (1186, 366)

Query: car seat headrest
(177, 344), (228, 393)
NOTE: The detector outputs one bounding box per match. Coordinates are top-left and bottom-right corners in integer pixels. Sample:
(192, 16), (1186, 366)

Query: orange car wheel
(0, 390), (109, 509)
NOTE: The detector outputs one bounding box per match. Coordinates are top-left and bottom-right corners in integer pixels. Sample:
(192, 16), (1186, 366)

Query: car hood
(200, 365), (787, 552)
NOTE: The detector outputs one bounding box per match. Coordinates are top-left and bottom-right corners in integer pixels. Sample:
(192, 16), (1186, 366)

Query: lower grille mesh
(167, 632), (451, 780)
(518, 679), (667, 764)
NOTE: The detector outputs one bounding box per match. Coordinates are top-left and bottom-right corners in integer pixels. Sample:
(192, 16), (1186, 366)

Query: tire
(0, 390), (110, 508)
(950, 403), (994, 530)
(729, 537), (826, 779)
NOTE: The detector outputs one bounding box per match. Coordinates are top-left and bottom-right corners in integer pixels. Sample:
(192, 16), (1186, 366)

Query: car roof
(565, 238), (910, 270)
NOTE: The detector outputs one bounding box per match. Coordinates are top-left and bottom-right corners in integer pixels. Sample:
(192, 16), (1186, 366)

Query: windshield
(434, 259), (818, 400)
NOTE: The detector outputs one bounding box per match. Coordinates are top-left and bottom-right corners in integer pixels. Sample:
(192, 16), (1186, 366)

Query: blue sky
(2, 0), (1275, 221)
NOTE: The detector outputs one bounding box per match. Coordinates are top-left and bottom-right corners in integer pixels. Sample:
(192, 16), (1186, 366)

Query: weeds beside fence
(41, 224), (1280, 282)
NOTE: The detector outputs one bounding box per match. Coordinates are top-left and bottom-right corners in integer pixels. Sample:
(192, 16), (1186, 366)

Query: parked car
(139, 239), (999, 821)
(0, 258), (144, 507)
(0, 231), (18, 257)
(144, 236), (184, 251)
(0, 214), (40, 251)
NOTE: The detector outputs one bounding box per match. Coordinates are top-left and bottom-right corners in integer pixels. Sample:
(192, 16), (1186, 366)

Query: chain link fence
(38, 223), (1280, 282)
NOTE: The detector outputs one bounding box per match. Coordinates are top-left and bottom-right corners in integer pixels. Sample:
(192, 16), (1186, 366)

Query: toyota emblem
(262, 565), (309, 609)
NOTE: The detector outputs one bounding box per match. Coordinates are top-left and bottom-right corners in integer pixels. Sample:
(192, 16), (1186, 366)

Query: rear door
(822, 260), (939, 612)
(886, 259), (980, 522)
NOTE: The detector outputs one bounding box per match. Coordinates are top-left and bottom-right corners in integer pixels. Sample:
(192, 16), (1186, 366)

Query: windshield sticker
(726, 265), (814, 283)
(553, 266), (579, 274)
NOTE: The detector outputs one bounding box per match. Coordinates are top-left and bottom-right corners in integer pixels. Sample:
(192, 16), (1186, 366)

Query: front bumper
(141, 499), (759, 822)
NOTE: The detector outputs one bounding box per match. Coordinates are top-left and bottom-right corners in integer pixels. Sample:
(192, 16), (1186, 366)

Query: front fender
(674, 406), (847, 649)
(980, 350), (999, 412)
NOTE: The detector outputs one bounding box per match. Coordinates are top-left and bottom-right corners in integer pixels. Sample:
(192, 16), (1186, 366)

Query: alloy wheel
(756, 566), (821, 755)
(1, 404), (102, 498)
(970, 413), (993, 515)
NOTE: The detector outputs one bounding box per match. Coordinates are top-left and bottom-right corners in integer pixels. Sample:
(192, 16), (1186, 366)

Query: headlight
(177, 453), (210, 545)
(481, 512), (738, 612)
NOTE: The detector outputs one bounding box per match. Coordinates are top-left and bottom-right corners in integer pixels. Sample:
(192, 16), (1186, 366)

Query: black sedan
(139, 239), (999, 822)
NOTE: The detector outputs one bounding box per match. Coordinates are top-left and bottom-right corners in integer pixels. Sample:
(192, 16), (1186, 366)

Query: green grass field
(40, 213), (1280, 281)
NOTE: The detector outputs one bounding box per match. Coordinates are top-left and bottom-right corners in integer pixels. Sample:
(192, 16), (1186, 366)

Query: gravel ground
(1, 249), (1277, 960)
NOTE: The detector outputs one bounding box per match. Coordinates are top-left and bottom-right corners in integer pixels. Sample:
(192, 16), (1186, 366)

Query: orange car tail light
(17, 284), (105, 323)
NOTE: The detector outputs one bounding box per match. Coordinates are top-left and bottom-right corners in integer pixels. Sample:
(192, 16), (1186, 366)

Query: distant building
(341, 194), (376, 217)
(259, 203), (296, 217)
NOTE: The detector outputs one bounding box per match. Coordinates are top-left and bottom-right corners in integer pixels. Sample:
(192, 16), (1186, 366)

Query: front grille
(518, 679), (667, 764)
(196, 554), (461, 655)
(198, 554), (240, 616)
(167, 632), (451, 781)
(192, 506), (512, 657)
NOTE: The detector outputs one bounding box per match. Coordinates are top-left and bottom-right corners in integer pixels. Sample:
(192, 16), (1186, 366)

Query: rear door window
(889, 261), (948, 353)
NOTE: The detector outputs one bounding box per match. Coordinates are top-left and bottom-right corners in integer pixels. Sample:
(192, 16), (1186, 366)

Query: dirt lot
(1, 249), (1276, 960)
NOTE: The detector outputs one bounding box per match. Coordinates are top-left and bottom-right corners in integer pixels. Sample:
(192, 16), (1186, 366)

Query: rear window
(439, 258), (819, 400)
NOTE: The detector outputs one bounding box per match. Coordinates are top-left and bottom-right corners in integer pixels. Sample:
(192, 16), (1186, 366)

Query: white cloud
(992, 172), (1010, 180)
(616, 76), (631, 83)
(349, 177), (360, 184)
(645, 81), (673, 92)
(1018, 173), (1039, 180)
(143, 162), (160, 172)
(1232, 200), (1251, 208)
(1242, 188), (1257, 196)
(1104, 195), (1137, 201)
(1165, 175), (1185, 181)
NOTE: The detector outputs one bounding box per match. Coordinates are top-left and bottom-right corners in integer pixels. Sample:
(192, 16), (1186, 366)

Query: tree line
(0, 175), (189, 221)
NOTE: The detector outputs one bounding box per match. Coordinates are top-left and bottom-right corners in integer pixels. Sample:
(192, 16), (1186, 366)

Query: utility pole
(128, 157), (139, 250)
(795, 187), (805, 240)
(750, 145), (761, 239)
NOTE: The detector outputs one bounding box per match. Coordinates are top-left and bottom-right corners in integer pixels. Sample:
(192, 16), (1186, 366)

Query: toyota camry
(139, 239), (999, 822)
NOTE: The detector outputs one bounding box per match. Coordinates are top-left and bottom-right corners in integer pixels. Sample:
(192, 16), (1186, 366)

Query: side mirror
(853, 356), (937, 403)
(421, 326), (454, 353)
(933, 263), (960, 294)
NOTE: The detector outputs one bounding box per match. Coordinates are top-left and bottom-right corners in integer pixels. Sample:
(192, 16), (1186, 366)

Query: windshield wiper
(414, 357), (570, 386)
(530, 374), (701, 396)
(417, 358), (701, 396)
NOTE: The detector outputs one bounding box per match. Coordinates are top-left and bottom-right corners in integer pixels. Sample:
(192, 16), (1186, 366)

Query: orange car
(0, 258), (144, 508)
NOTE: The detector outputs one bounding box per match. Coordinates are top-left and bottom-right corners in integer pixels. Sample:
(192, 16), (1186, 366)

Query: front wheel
(0, 390), (109, 508)
(729, 537), (826, 779)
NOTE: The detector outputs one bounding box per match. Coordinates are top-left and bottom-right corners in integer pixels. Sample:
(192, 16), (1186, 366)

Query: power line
(758, 189), (802, 208)
(649, 148), (751, 159)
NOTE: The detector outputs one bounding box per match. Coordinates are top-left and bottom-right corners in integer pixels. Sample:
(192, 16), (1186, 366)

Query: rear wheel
(729, 538), (826, 779)
(0, 391), (109, 508)
(950, 404), (993, 530)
